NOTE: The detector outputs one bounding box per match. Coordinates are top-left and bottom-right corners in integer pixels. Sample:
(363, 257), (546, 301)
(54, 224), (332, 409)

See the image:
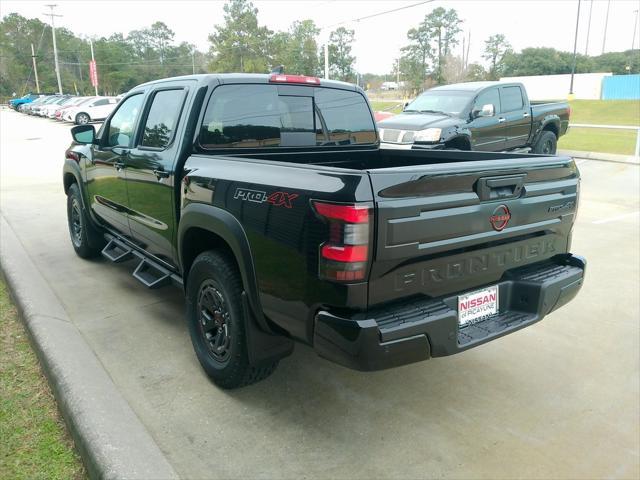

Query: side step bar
(101, 235), (182, 289)
(102, 238), (133, 263)
(133, 259), (171, 289)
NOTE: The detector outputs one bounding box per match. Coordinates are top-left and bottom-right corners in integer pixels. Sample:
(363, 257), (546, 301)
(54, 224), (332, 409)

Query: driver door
(469, 88), (506, 151)
(86, 93), (144, 236)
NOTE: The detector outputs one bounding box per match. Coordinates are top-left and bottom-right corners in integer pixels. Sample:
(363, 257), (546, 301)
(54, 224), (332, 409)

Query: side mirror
(479, 103), (495, 117)
(71, 124), (96, 144)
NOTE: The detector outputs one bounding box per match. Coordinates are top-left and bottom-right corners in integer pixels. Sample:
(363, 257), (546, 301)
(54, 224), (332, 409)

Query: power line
(320, 0), (434, 30)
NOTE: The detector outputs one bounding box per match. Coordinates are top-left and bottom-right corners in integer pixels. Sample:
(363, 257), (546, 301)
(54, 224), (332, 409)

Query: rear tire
(75, 112), (90, 125)
(186, 251), (278, 389)
(533, 130), (557, 155)
(66, 183), (104, 258)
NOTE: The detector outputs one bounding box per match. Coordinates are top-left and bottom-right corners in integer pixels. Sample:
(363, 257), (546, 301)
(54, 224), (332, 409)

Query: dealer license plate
(458, 285), (499, 327)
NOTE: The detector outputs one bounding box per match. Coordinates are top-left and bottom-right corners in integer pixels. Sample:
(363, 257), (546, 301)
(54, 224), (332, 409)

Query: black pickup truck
(378, 81), (569, 154)
(63, 73), (585, 388)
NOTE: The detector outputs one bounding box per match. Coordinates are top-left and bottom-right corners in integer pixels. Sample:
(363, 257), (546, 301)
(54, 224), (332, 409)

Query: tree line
(395, 6), (639, 93)
(0, 0), (356, 98)
(1, 0), (638, 99)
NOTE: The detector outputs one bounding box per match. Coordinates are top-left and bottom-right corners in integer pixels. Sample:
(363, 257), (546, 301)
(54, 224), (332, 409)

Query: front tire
(533, 130), (557, 155)
(75, 112), (90, 125)
(186, 251), (278, 389)
(66, 183), (104, 258)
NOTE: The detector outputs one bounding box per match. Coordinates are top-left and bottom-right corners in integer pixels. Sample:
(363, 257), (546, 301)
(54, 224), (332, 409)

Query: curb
(558, 149), (640, 165)
(0, 215), (179, 480)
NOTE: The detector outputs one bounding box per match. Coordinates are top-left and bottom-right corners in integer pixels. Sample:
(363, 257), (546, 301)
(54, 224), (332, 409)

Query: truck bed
(196, 146), (556, 170)
(185, 147), (578, 315)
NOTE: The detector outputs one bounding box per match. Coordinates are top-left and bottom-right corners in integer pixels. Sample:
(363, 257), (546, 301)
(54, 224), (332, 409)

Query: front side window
(199, 84), (375, 149)
(501, 87), (524, 112)
(106, 94), (143, 147)
(473, 88), (501, 114)
(141, 89), (185, 148)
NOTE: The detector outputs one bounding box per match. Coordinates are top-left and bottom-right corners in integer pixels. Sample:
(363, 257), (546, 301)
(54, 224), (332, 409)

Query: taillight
(269, 74), (321, 85)
(313, 201), (371, 282)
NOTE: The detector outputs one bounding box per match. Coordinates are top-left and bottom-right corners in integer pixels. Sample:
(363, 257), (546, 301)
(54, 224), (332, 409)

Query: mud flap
(241, 292), (294, 366)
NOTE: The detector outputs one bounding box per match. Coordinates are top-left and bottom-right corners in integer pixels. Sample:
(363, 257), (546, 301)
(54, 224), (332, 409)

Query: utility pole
(602, 0), (611, 54)
(30, 43), (40, 93)
(632, 9), (639, 51)
(585, 0), (593, 55)
(89, 39), (98, 96)
(396, 57), (400, 84)
(569, 0), (581, 96)
(43, 4), (63, 94)
(324, 43), (329, 79)
(462, 35), (466, 70)
(465, 31), (471, 70)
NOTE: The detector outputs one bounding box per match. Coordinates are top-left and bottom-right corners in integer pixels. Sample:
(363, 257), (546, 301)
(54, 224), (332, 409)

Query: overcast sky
(2, 0), (639, 75)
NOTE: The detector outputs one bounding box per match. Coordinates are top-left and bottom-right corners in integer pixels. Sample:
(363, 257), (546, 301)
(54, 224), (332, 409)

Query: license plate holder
(458, 285), (499, 327)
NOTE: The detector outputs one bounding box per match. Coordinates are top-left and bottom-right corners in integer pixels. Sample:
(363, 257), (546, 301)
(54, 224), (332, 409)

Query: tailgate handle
(477, 175), (525, 201)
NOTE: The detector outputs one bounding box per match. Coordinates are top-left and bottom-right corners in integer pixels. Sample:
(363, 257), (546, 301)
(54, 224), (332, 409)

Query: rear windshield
(199, 84), (376, 149)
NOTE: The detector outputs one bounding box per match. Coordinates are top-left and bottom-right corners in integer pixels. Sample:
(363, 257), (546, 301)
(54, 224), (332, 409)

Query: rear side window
(501, 87), (524, 112)
(93, 98), (110, 106)
(199, 84), (375, 149)
(141, 89), (185, 148)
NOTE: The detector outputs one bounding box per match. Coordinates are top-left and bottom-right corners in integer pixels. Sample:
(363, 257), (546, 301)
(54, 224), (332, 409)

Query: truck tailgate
(366, 156), (579, 306)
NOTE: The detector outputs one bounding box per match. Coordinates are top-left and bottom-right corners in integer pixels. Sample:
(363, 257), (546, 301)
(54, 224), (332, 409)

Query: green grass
(0, 280), (86, 480)
(568, 100), (640, 126)
(559, 127), (638, 155)
(370, 101), (403, 114)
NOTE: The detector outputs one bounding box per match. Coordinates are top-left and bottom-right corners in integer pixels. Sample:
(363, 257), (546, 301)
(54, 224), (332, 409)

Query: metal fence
(601, 75), (640, 100)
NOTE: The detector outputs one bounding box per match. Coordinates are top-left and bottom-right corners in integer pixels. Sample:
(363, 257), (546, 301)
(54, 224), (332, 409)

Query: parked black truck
(378, 81), (570, 154)
(63, 73), (585, 388)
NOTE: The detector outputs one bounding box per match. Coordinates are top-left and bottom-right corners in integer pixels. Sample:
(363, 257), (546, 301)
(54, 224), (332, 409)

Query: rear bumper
(313, 254), (586, 371)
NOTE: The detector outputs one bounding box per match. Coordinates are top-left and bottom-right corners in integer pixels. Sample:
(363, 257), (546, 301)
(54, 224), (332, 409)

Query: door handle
(114, 160), (126, 171)
(523, 112), (530, 118)
(153, 169), (170, 180)
(498, 117), (506, 123)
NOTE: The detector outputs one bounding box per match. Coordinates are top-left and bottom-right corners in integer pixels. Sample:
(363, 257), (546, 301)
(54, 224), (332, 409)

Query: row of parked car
(9, 93), (120, 125)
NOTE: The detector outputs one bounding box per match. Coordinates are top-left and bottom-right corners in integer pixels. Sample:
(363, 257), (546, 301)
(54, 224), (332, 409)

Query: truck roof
(136, 73), (359, 91)
(429, 81), (521, 92)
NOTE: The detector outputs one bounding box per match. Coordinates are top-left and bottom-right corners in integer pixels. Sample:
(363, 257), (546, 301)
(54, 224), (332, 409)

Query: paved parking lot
(1, 109), (639, 479)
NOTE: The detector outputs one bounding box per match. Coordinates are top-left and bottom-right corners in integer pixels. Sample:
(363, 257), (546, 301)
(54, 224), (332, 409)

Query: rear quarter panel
(182, 155), (372, 342)
(531, 102), (570, 142)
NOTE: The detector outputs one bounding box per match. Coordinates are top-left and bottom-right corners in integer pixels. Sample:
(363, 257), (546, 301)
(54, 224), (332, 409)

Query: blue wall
(602, 75), (640, 100)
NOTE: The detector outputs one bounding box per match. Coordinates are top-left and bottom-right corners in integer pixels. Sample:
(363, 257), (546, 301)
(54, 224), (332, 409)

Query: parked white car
(62, 97), (118, 124)
(42, 96), (86, 118)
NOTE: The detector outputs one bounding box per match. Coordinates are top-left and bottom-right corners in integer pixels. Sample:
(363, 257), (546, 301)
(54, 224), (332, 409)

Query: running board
(101, 233), (183, 289)
(101, 238), (133, 263)
(133, 259), (171, 289)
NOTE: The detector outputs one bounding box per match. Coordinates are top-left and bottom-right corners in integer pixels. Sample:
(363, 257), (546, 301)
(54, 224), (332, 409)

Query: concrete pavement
(1, 109), (638, 479)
